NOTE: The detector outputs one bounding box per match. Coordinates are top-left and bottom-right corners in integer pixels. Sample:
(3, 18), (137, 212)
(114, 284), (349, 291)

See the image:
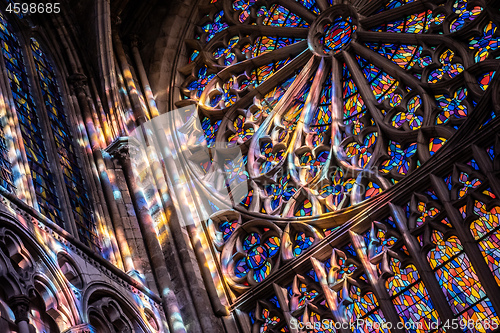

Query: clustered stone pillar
(69, 73), (136, 274)
(108, 141), (188, 333)
(8, 295), (32, 333)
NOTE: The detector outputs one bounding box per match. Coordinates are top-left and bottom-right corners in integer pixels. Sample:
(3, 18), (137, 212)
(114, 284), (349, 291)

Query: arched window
(0, 11), (100, 251)
(30, 38), (99, 250)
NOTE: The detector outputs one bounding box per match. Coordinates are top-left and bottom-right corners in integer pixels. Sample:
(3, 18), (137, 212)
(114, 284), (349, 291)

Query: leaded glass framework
(174, 0), (500, 330)
(0, 11), (100, 251)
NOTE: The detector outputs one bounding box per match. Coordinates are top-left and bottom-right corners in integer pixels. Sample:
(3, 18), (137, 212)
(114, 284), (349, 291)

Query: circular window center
(246, 245), (268, 269)
(308, 5), (358, 57)
(321, 18), (355, 54)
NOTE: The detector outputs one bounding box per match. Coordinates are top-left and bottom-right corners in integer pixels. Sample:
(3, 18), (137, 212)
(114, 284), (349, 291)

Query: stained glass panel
(181, 0), (500, 312)
(428, 231), (497, 323)
(30, 39), (99, 251)
(0, 11), (63, 225)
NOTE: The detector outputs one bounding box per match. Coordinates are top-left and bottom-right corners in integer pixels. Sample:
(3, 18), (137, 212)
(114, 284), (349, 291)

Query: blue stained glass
(295, 0), (320, 14)
(0, 11), (64, 226)
(293, 232), (314, 257)
(30, 38), (100, 251)
(375, 0), (416, 13)
(201, 11), (228, 42)
(487, 146), (495, 161)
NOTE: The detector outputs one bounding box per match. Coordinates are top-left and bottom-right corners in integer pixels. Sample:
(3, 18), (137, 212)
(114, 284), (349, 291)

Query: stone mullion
(342, 50), (386, 127)
(273, 283), (299, 333)
(310, 257), (354, 333)
(315, 0), (329, 11)
(430, 174), (500, 313)
(350, 231), (406, 333)
(471, 143), (500, 198)
(356, 0), (385, 16)
(389, 203), (462, 333)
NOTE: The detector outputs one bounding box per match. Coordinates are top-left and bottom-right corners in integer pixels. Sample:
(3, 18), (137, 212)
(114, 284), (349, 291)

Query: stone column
(8, 295), (31, 333)
(130, 35), (159, 118)
(68, 74), (134, 273)
(106, 139), (189, 333)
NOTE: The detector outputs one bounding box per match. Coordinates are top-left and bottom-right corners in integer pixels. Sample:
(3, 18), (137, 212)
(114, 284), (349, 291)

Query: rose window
(176, 0), (500, 288)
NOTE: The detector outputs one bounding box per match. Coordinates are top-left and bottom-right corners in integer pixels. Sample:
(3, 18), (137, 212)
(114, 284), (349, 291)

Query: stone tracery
(179, 0), (499, 221)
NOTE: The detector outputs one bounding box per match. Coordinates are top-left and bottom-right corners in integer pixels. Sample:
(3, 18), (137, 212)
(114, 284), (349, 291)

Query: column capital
(7, 295), (30, 324)
(130, 34), (140, 49)
(67, 73), (88, 93)
(104, 136), (142, 161)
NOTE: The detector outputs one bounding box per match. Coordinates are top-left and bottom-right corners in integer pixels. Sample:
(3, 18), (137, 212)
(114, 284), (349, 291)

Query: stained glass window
(0, 11), (63, 225)
(30, 39), (99, 251)
(428, 231), (498, 323)
(180, 0), (499, 219)
(386, 259), (440, 332)
(470, 201), (500, 286)
(177, 0), (500, 331)
(0, 11), (100, 251)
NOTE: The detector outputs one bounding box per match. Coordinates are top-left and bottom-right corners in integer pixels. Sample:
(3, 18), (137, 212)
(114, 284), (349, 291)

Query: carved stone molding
(67, 73), (88, 93)
(7, 295), (30, 324)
